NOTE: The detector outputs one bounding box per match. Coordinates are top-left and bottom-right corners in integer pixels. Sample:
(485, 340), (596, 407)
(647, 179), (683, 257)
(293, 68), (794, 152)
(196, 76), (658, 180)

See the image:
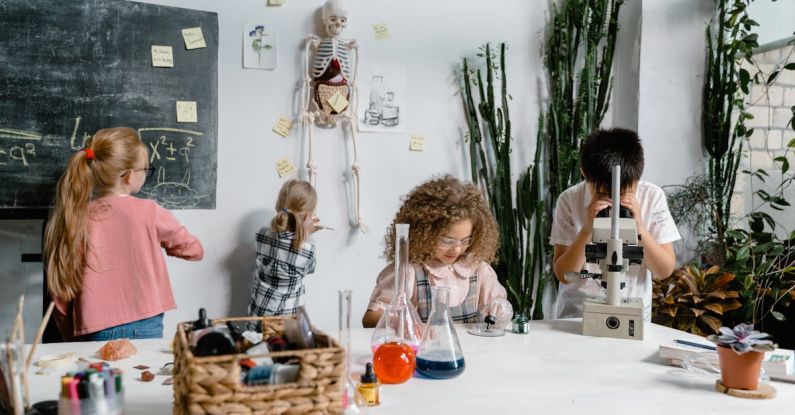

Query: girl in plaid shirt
(248, 180), (322, 316)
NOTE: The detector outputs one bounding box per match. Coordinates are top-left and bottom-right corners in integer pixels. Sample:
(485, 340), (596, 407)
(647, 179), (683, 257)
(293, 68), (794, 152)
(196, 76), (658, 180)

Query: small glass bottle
(415, 286), (466, 379)
(368, 75), (385, 116)
(357, 362), (380, 406)
(338, 289), (367, 414)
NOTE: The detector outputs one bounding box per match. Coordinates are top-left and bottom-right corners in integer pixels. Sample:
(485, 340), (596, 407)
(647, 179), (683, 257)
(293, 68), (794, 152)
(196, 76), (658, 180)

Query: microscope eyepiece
(596, 206), (633, 218)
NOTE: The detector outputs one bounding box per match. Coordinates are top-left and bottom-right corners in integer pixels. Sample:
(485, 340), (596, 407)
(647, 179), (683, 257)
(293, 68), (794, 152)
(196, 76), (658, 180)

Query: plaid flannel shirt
(248, 227), (316, 316)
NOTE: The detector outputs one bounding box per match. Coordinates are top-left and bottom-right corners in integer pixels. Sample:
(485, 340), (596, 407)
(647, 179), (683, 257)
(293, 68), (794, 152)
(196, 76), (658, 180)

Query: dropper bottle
(357, 363), (380, 406)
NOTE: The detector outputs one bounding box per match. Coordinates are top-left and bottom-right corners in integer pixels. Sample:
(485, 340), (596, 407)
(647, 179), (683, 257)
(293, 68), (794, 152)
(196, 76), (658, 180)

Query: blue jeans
(84, 313), (164, 341)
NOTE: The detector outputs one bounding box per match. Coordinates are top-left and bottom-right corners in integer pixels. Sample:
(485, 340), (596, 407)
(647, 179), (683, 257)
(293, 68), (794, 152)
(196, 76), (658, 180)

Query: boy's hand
(619, 192), (647, 232)
(583, 194), (612, 230)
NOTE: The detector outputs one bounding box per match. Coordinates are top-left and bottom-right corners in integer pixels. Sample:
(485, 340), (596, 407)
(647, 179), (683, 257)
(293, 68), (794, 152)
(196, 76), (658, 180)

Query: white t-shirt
(549, 180), (681, 320)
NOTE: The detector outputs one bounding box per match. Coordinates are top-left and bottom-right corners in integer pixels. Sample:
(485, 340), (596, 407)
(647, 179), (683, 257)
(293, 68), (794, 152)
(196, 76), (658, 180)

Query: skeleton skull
(322, 0), (348, 38)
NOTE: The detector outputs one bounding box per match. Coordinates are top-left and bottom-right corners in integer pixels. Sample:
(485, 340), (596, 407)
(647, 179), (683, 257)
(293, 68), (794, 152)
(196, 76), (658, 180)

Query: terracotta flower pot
(717, 345), (764, 390)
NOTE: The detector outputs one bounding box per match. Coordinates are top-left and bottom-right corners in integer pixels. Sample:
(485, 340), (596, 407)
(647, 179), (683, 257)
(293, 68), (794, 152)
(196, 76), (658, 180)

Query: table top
(25, 320), (794, 414)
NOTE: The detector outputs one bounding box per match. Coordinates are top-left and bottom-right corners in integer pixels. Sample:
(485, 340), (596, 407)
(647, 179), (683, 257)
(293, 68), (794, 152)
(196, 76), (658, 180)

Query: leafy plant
(661, 1), (795, 332)
(701, 0), (763, 251)
(707, 323), (776, 354)
(652, 264), (742, 335)
(460, 43), (546, 319)
(723, 215), (795, 325)
(542, 0), (623, 205)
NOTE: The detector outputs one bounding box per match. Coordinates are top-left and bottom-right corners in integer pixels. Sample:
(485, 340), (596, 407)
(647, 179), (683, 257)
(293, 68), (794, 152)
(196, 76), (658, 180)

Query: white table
(26, 321), (794, 414)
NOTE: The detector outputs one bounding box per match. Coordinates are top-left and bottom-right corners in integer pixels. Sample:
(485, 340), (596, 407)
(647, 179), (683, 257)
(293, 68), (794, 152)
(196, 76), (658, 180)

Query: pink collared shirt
(54, 195), (204, 337)
(366, 255), (507, 311)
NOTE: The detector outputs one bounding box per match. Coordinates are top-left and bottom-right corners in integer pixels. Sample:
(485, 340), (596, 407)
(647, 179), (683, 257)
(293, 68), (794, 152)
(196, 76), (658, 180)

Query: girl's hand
(306, 215), (322, 234)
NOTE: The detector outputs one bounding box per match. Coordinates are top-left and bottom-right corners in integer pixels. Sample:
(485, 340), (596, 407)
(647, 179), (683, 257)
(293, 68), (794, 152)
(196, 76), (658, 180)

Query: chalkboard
(0, 0), (218, 210)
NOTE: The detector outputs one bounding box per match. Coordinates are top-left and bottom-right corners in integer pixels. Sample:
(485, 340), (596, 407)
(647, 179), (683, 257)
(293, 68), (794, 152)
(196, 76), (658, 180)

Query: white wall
(136, 0), (547, 333)
(749, 0), (795, 46)
(1, 0), (725, 337)
(638, 0), (713, 188)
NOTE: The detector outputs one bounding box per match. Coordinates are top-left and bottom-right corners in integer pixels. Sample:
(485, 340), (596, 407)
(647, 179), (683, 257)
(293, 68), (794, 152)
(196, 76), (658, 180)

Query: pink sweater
(55, 195), (203, 337)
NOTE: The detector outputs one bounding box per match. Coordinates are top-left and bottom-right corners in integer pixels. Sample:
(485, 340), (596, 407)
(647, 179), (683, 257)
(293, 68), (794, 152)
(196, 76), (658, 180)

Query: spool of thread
(36, 352), (76, 368)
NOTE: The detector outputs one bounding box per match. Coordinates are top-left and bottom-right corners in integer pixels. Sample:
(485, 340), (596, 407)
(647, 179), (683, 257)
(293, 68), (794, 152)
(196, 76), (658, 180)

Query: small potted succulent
(707, 323), (777, 390)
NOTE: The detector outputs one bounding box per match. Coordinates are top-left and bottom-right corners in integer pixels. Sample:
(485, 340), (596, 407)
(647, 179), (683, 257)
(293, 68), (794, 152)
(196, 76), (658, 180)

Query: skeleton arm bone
(300, 35), (320, 118)
(302, 35), (320, 185)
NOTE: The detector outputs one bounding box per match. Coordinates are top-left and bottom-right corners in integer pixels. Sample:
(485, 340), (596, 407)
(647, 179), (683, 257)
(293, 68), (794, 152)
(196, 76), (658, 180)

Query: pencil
(25, 302), (54, 369)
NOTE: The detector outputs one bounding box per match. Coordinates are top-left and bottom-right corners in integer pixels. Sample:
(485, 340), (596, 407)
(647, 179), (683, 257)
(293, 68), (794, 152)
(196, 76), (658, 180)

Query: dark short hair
(580, 128), (644, 194)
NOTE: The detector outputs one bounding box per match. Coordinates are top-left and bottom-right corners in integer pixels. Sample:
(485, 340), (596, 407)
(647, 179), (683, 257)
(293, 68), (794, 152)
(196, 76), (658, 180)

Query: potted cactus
(707, 323), (777, 390)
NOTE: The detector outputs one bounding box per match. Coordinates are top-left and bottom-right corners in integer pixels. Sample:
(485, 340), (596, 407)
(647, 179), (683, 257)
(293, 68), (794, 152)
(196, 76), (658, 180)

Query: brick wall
(735, 44), (795, 237)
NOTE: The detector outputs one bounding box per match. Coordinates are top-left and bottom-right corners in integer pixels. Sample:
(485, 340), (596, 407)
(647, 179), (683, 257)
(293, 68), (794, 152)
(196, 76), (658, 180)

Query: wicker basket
(173, 315), (345, 415)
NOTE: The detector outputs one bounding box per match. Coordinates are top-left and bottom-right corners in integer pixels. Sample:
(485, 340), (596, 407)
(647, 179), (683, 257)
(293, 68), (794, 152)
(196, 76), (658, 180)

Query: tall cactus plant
(543, 0), (623, 207)
(461, 43), (547, 319)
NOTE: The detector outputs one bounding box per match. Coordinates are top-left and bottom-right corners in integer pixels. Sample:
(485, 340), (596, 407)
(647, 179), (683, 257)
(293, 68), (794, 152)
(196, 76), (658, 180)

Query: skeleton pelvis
(314, 83), (350, 115)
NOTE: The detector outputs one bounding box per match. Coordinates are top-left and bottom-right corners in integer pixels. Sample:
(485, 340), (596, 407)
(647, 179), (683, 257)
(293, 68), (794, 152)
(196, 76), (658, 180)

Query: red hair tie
(84, 148), (94, 160)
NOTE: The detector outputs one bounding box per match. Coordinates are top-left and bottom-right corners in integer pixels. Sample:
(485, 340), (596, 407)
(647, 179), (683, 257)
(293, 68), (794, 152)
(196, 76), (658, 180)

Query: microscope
(576, 166), (646, 340)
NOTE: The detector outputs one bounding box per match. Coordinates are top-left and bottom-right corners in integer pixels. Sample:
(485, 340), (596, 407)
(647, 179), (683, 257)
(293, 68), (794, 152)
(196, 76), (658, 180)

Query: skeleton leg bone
(345, 115), (367, 233)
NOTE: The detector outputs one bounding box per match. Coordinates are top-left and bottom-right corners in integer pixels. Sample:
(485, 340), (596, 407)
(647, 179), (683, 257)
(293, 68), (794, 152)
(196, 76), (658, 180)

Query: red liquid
(372, 342), (416, 384)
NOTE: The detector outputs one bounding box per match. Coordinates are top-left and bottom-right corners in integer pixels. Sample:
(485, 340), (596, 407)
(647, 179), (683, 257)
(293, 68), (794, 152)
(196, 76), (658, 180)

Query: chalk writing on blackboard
(0, 0), (218, 210)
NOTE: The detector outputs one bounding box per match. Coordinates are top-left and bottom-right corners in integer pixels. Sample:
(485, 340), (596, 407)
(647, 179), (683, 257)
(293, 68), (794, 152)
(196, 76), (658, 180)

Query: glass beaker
(371, 224), (423, 354)
(338, 289), (367, 414)
(415, 286), (466, 379)
(466, 298), (513, 337)
(380, 91), (399, 127)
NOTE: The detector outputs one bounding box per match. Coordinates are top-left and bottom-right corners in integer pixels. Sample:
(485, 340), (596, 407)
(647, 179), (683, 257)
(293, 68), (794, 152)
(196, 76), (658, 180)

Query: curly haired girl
(362, 175), (507, 327)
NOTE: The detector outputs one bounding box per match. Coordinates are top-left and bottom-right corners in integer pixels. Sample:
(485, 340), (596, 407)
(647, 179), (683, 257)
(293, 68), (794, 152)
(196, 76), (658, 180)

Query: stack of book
(658, 339), (795, 382)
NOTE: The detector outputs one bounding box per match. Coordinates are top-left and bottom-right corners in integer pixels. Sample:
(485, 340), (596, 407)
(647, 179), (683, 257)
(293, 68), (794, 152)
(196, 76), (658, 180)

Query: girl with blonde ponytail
(249, 180), (321, 316)
(44, 127), (204, 341)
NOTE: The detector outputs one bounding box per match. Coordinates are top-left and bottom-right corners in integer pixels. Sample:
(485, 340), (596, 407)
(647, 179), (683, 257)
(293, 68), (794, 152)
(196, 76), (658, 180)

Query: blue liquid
(415, 357), (465, 379)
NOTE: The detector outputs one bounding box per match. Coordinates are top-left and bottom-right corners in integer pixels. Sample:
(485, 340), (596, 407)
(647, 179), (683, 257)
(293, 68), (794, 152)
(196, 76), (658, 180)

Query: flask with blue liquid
(415, 286), (465, 379)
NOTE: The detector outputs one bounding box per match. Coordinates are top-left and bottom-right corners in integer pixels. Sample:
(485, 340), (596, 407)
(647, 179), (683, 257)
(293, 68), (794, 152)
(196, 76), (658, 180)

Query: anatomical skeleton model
(300, 0), (366, 231)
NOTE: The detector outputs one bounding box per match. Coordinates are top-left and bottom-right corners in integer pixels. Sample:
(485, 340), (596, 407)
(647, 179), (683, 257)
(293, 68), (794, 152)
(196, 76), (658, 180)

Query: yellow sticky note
(272, 117), (293, 138)
(151, 45), (174, 67)
(182, 27), (207, 50)
(410, 134), (425, 151)
(276, 157), (295, 178)
(267, 0), (284, 5)
(176, 101), (198, 123)
(327, 92), (349, 114)
(372, 23), (389, 40)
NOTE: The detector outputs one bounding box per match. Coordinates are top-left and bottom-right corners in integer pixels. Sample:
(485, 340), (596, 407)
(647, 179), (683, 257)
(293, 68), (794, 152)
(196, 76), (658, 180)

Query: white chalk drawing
(139, 166), (208, 209)
(137, 127), (209, 208)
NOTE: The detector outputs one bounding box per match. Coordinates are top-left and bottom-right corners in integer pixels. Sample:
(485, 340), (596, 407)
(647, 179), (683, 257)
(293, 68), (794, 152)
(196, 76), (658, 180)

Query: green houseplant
(651, 264), (742, 335)
(460, 43), (546, 319)
(708, 323), (776, 390)
(658, 0), (795, 340)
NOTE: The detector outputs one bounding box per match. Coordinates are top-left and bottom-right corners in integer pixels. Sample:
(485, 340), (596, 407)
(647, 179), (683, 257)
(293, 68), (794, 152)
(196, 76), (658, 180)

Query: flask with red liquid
(370, 224), (423, 384)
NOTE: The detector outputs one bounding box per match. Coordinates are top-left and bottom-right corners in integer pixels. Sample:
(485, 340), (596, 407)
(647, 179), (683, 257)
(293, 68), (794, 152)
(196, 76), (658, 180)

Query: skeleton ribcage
(312, 38), (351, 80)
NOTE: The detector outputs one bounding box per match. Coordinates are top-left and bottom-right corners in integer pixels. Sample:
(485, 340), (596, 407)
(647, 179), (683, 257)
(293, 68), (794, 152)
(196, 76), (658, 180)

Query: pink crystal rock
(98, 339), (138, 361)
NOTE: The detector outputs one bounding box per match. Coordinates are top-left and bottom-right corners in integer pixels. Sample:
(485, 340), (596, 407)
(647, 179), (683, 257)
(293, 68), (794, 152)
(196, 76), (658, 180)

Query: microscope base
(582, 297), (644, 340)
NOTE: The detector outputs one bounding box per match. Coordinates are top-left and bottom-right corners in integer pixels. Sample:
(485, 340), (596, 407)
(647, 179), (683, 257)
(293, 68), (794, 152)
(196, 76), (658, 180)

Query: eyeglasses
(438, 236), (473, 249)
(121, 165), (155, 178)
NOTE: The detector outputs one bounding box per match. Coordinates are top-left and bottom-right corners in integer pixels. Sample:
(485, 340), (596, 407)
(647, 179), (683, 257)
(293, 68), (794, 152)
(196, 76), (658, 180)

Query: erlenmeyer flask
(415, 286), (466, 379)
(338, 289), (367, 414)
(371, 223), (423, 384)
